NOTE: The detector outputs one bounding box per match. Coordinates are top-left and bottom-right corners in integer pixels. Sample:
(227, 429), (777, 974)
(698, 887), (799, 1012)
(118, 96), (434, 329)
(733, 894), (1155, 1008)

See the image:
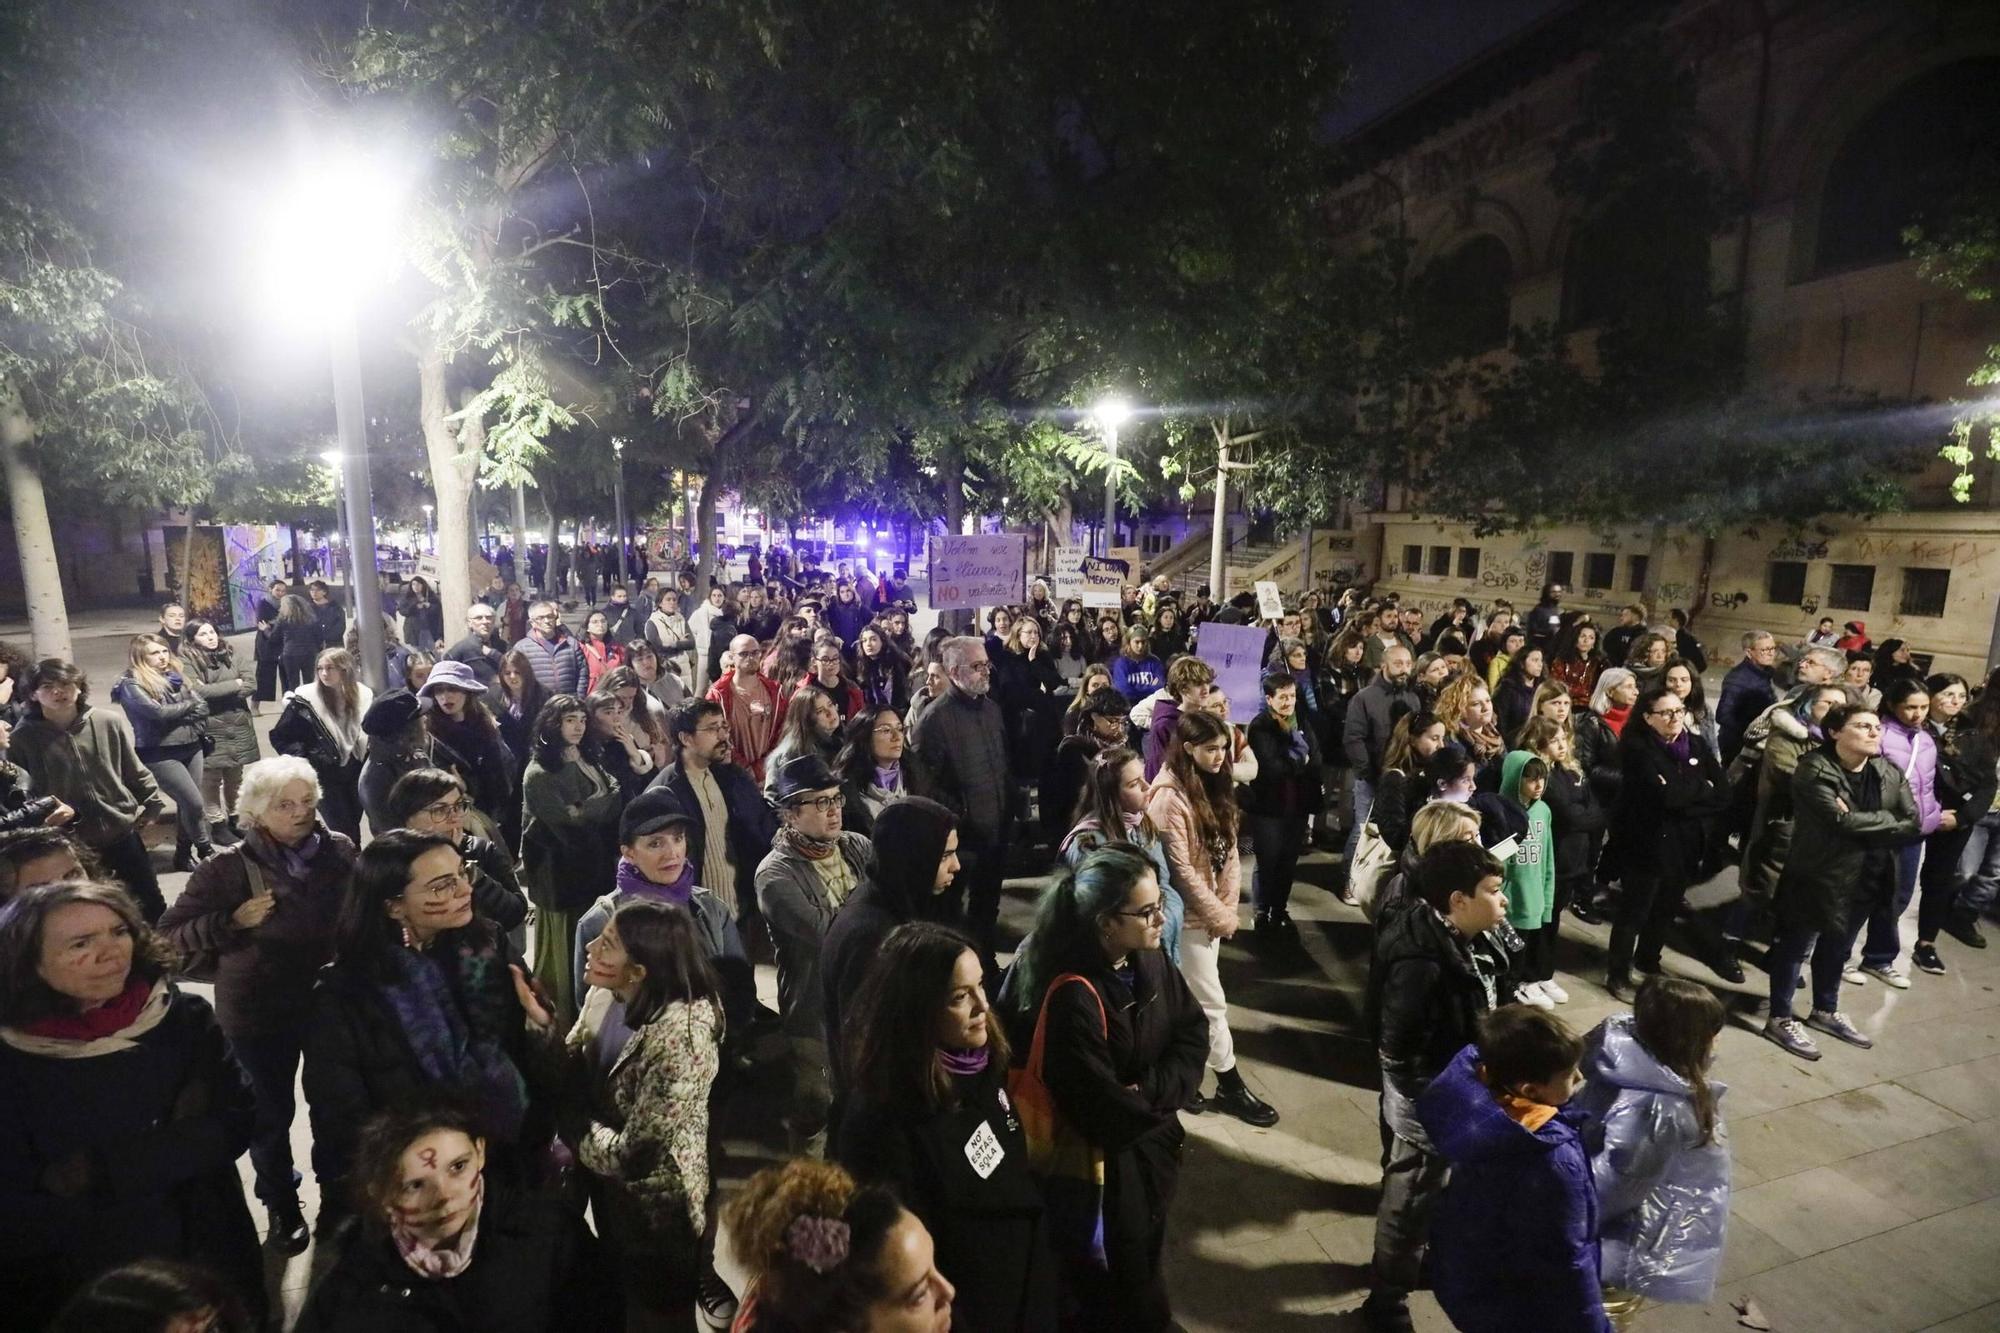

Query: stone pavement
(17, 611), (2000, 1331)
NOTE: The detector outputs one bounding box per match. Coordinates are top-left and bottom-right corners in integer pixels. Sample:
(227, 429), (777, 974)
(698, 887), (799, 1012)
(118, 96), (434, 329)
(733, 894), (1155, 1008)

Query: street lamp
(611, 436), (628, 585)
(1091, 397), (1134, 557)
(421, 503), (435, 554)
(256, 142), (413, 692)
(319, 449), (344, 583)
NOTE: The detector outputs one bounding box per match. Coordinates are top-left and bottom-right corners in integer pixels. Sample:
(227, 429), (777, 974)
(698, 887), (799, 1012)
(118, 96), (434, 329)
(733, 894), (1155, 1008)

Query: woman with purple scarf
(834, 921), (1058, 1333)
(159, 755), (357, 1255)
(572, 788), (754, 1052)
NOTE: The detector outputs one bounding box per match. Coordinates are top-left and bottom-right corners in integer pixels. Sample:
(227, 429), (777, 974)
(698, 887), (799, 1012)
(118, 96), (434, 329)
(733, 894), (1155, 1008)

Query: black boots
(1945, 908), (1988, 950)
(266, 1197), (310, 1255)
(172, 840), (216, 873)
(1210, 1067), (1280, 1127)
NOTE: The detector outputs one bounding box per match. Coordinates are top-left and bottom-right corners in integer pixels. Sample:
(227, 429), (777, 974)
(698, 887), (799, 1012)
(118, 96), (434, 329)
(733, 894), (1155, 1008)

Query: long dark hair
(179, 621), (234, 672)
(1010, 844), (1157, 1019)
(607, 899), (723, 1033)
(1662, 655), (1711, 720)
(333, 829), (463, 980)
(834, 706), (900, 788)
(1073, 746), (1155, 842)
(498, 649), (547, 721)
(1164, 709), (1238, 854)
(1632, 976), (1726, 1145)
(530, 694), (587, 769)
(846, 922), (1007, 1114)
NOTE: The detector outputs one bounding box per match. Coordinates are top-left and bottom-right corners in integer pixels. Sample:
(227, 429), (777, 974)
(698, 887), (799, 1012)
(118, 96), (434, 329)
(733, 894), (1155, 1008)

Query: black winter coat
(1367, 900), (1514, 1090)
(1774, 748), (1920, 936)
(0, 986), (264, 1332)
(1542, 766), (1608, 881)
(302, 927), (544, 1195)
(294, 1180), (618, 1333)
(1245, 711), (1322, 817)
(1612, 728), (1730, 887)
(837, 1070), (1059, 1333)
(1022, 950), (1205, 1326)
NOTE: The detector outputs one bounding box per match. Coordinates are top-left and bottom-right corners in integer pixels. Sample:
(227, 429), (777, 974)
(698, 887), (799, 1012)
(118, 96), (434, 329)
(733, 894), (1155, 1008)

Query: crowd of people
(0, 562), (1986, 1332)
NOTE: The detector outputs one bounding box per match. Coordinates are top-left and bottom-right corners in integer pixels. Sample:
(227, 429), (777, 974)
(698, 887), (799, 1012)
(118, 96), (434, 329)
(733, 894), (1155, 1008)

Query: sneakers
(1762, 1016), (1822, 1061)
(1211, 1072), (1280, 1128)
(1540, 978), (1571, 1004)
(1913, 943), (1948, 975)
(1944, 910), (1988, 950)
(1516, 981), (1556, 1010)
(697, 1267), (739, 1331)
(1842, 965), (1868, 985)
(1806, 1009), (1874, 1048)
(1861, 962), (1912, 990)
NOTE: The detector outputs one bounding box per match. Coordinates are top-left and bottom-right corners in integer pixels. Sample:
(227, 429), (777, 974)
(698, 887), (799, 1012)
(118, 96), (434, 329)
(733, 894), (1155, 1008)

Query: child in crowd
(1415, 1005), (1610, 1333)
(1572, 978), (1731, 1329)
(1499, 751), (1559, 1008)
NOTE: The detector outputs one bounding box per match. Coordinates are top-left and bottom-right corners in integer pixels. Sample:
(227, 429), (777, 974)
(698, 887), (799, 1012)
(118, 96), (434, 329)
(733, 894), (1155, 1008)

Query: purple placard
(1194, 621), (1267, 725)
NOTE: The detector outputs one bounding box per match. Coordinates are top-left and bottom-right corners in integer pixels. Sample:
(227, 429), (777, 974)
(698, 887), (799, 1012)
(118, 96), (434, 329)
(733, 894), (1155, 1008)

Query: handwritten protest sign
(1256, 580), (1285, 622)
(928, 534), (1026, 611)
(1050, 549), (1128, 608)
(1195, 620), (1268, 725)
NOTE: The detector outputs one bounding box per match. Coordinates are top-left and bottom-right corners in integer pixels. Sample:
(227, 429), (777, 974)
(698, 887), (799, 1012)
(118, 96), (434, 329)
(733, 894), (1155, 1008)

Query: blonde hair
(313, 648), (361, 722)
(1410, 802), (1480, 856)
(124, 634), (180, 702)
(1433, 673), (1489, 733)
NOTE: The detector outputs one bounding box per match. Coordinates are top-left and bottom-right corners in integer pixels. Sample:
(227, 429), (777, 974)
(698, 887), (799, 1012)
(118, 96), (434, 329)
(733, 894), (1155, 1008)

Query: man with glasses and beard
(911, 636), (1012, 952)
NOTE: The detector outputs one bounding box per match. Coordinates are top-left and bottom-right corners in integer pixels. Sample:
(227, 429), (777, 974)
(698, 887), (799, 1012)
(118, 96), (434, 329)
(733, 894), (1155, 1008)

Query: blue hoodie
(1416, 1044), (1611, 1333)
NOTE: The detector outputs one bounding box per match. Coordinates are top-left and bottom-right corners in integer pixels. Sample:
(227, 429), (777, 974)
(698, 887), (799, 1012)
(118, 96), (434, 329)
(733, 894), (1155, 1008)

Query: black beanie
(870, 795), (958, 919)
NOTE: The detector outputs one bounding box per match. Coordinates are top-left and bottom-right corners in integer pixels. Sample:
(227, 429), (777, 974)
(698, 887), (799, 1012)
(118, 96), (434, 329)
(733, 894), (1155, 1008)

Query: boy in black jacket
(1362, 840), (1515, 1333)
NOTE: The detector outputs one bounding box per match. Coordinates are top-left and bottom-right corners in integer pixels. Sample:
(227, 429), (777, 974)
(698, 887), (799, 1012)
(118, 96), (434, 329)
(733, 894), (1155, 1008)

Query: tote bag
(1007, 973), (1109, 1270)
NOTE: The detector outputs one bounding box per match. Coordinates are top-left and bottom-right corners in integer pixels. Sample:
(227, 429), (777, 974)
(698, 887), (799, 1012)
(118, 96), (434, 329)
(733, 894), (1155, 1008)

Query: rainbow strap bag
(1008, 973), (1109, 1270)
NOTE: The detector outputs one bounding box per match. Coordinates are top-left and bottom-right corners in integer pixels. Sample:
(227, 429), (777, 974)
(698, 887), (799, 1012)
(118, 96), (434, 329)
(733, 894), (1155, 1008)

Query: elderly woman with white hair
(158, 754), (358, 1256)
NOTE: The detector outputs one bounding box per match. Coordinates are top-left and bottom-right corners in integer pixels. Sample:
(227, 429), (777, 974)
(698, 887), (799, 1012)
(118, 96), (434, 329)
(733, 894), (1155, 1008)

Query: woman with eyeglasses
(796, 635), (865, 723)
(1606, 687), (1739, 997)
(1002, 845), (1206, 1330)
(833, 705), (936, 837)
(386, 767), (531, 945)
(157, 755), (356, 1255)
(304, 829), (558, 1214)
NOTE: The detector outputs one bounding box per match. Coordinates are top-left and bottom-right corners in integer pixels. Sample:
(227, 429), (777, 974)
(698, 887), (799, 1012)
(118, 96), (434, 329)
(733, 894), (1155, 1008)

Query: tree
(1906, 161), (2000, 502)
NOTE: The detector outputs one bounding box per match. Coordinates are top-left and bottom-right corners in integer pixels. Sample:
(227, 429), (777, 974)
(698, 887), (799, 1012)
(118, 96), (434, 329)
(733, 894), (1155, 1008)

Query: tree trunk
(937, 439), (972, 633)
(695, 475), (720, 592)
(0, 384), (72, 661)
(179, 511), (197, 610)
(417, 348), (482, 648)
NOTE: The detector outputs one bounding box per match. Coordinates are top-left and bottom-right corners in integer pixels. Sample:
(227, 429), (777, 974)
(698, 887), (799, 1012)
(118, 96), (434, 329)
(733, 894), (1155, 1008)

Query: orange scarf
(1479, 1064), (1558, 1132)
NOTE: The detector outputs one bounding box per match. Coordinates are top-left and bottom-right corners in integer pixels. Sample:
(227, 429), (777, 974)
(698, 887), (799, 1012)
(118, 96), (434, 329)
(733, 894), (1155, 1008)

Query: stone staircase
(1156, 535), (1294, 601)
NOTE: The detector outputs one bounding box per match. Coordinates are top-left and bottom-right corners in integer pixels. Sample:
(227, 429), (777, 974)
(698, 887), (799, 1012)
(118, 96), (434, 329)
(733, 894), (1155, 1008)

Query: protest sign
(1256, 580), (1285, 622)
(928, 534), (1026, 611)
(1195, 620), (1268, 725)
(1050, 549), (1127, 608)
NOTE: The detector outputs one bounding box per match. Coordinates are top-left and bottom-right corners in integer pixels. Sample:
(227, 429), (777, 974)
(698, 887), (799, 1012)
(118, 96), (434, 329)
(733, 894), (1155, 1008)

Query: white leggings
(1177, 927), (1236, 1074)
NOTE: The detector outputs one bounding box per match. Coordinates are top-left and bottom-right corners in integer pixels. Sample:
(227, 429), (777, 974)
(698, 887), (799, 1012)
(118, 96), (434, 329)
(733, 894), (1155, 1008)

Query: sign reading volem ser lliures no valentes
(928, 534), (1027, 611)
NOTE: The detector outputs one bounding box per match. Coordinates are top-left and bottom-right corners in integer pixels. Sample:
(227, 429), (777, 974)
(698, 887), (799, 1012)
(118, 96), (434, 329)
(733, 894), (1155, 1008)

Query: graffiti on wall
(1769, 537), (1829, 561)
(1710, 590), (1750, 611)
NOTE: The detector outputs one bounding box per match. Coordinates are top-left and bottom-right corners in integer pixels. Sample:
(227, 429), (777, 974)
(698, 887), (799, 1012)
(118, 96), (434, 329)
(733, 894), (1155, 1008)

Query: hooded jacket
(1739, 702), (1816, 897)
(1146, 767), (1241, 938)
(1570, 1015), (1730, 1304)
(1141, 695), (1182, 781)
(1499, 750), (1556, 928)
(1416, 1045), (1610, 1333)
(9, 702), (162, 848)
(1879, 714), (1942, 835)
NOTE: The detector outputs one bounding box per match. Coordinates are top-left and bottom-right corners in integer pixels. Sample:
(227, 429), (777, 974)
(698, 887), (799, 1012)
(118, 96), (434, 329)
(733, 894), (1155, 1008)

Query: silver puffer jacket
(1570, 1014), (1731, 1303)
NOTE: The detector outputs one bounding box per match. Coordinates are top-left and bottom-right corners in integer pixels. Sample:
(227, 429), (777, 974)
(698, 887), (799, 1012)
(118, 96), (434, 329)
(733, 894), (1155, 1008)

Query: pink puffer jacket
(1146, 768), (1242, 938)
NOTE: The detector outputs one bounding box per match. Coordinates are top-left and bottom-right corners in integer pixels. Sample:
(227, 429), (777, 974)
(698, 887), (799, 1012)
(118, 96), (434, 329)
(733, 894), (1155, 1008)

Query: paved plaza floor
(14, 608), (2000, 1331)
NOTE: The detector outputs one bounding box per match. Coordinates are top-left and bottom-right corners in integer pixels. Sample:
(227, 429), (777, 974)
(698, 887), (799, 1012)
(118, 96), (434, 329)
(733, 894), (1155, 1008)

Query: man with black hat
(756, 753), (873, 1151)
(647, 700), (778, 922)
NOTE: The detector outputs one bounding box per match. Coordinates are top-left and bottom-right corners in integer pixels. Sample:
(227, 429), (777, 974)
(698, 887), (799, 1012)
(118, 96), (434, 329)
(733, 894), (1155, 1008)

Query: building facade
(1330, 0), (2000, 674)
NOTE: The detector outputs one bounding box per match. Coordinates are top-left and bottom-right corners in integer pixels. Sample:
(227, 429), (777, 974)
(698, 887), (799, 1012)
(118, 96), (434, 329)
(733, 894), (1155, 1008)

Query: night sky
(1328, 0), (1578, 136)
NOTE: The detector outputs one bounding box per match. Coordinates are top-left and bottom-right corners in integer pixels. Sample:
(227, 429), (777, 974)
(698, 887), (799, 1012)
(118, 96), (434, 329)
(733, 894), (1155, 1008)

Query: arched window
(1418, 233), (1513, 356)
(1813, 58), (2000, 276)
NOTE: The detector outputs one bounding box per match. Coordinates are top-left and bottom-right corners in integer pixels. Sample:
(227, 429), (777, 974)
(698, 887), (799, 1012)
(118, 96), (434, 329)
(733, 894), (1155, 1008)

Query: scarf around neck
(381, 938), (529, 1146)
(393, 1172), (486, 1280)
(616, 856), (695, 905)
(941, 1046), (990, 1077)
(3, 977), (172, 1056)
(782, 825), (839, 860)
(873, 762), (903, 793)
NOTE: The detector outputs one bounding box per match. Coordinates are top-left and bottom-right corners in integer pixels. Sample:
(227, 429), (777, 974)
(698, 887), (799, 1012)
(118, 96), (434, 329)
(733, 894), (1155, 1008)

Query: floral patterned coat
(567, 988), (720, 1237)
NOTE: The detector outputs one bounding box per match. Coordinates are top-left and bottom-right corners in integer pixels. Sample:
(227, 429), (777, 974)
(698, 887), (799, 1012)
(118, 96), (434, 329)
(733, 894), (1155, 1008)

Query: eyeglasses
(965, 661), (993, 674)
(411, 867), (469, 903)
(1113, 901), (1167, 924)
(694, 721), (729, 736)
(421, 799), (470, 820)
(1648, 707), (1686, 719)
(791, 794), (842, 813)
(873, 723), (906, 737)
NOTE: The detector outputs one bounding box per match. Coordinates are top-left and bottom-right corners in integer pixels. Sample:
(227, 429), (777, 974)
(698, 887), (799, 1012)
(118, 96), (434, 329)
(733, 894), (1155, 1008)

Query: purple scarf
(1665, 730), (1692, 762)
(874, 763), (903, 793)
(941, 1046), (990, 1076)
(615, 856), (695, 905)
(278, 832), (322, 882)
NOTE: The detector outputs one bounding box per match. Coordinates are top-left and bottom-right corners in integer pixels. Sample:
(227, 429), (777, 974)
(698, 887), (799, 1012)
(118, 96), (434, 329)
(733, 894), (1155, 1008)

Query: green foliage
(1906, 160), (2000, 502)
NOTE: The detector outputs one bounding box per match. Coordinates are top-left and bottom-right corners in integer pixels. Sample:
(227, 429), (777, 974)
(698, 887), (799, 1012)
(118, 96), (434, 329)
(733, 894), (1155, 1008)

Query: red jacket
(581, 636), (626, 693)
(707, 671), (790, 779)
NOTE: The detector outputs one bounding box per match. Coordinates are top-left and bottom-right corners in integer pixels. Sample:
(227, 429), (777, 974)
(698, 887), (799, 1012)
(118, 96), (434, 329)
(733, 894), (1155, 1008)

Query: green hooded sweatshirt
(1499, 749), (1555, 929)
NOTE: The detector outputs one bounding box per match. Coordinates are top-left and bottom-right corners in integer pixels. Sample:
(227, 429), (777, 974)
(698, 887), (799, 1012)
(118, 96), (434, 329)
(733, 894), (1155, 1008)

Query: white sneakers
(1516, 979), (1570, 1009)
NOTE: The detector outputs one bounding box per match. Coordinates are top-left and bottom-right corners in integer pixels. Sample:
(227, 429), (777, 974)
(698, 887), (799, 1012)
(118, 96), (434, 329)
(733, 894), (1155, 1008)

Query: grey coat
(755, 832), (873, 1040)
(183, 646), (262, 770)
(1342, 676), (1421, 781)
(910, 687), (1010, 847)
(1772, 747), (1920, 935)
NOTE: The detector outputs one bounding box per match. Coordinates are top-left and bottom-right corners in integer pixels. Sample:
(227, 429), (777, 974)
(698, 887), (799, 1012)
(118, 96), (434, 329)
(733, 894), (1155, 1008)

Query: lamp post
(258, 145), (411, 693)
(611, 436), (628, 585)
(421, 503), (435, 554)
(319, 449), (344, 584)
(1092, 397), (1133, 557)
